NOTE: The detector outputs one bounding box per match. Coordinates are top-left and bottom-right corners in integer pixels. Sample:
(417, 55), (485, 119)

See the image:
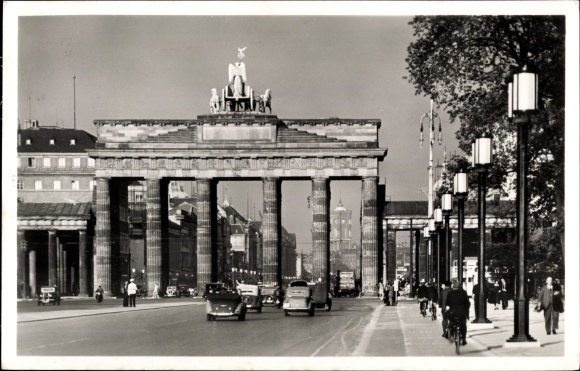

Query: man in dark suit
(538, 277), (558, 335)
(439, 280), (452, 338)
(445, 281), (471, 345)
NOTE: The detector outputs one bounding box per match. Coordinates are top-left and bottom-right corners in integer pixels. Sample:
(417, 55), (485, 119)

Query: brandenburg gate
(87, 50), (388, 296)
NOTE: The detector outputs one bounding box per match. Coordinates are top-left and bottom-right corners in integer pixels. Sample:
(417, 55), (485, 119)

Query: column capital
(196, 178), (213, 183)
(362, 176), (379, 181)
(48, 230), (57, 235)
(95, 176), (111, 181)
(145, 176), (162, 181)
(262, 177), (279, 182)
(312, 176), (329, 182)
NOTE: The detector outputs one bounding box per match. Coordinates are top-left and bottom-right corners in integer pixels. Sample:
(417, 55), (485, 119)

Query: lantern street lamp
(428, 217), (436, 284)
(506, 65), (539, 345)
(453, 172), (468, 287)
(441, 193), (453, 282)
(472, 133), (493, 325)
(434, 206), (443, 292)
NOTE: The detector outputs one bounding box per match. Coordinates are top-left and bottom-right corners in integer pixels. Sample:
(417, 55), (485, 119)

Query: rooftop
(18, 128), (97, 153)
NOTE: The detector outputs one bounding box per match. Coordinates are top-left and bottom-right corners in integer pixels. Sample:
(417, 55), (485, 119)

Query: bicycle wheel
(431, 305), (437, 321)
(455, 327), (461, 355)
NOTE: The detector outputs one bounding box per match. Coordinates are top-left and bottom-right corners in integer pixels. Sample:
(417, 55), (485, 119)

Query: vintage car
(283, 283), (314, 317)
(237, 284), (262, 313)
(309, 283), (332, 311)
(206, 289), (247, 321)
(203, 283), (227, 299)
(37, 286), (61, 306)
(260, 285), (281, 307)
(177, 285), (190, 298)
(188, 287), (199, 297)
(165, 286), (178, 298)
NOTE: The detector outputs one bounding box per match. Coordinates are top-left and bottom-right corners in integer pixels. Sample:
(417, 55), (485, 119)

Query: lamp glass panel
(429, 218), (435, 232)
(477, 137), (492, 165)
(471, 141), (476, 167)
(434, 208), (443, 223)
(423, 226), (430, 238)
(507, 82), (513, 118)
(515, 72), (538, 111)
(442, 193), (452, 211)
(454, 173), (468, 194)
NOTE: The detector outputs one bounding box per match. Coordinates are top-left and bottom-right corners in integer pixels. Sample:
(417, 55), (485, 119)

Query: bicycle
(431, 302), (437, 321)
(447, 316), (464, 355)
(419, 299), (428, 317)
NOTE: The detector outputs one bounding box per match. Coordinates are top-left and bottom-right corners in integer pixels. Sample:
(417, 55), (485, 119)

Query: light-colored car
(237, 284), (262, 313)
(166, 285), (178, 298)
(283, 283), (314, 317)
(206, 289), (247, 321)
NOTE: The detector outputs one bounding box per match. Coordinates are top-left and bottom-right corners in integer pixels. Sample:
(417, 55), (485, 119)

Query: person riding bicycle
(427, 281), (438, 315)
(417, 279), (429, 315)
(444, 280), (471, 345)
(439, 280), (453, 338)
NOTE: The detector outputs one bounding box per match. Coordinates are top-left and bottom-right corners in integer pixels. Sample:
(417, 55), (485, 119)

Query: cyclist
(445, 281), (471, 345)
(427, 281), (438, 316)
(439, 280), (452, 338)
(417, 279), (429, 315)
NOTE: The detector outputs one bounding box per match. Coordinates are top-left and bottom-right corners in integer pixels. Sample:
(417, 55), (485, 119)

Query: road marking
(352, 304), (382, 356)
(309, 316), (359, 357)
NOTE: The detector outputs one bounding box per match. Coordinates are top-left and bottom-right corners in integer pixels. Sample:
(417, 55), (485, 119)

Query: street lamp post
(506, 65), (539, 345)
(428, 217), (436, 284)
(453, 172), (468, 287)
(441, 193), (453, 282)
(434, 206), (443, 293)
(423, 226), (430, 283)
(472, 133), (493, 324)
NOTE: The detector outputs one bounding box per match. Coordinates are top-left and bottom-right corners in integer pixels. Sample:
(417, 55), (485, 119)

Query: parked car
(188, 287), (199, 297)
(205, 289), (247, 321)
(283, 284), (314, 317)
(237, 284), (262, 313)
(203, 283), (226, 299)
(310, 283), (332, 311)
(261, 285), (281, 307)
(166, 286), (178, 298)
(177, 285), (190, 298)
(37, 286), (61, 306)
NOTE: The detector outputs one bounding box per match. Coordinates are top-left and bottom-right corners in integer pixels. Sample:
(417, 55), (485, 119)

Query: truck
(335, 270), (356, 297)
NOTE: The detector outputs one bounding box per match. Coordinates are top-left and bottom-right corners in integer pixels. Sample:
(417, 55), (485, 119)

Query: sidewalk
(17, 298), (204, 323)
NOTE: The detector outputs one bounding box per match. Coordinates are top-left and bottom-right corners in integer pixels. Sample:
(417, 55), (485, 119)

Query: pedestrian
(445, 280), (471, 345)
(123, 280), (129, 307)
(394, 279), (400, 304)
(472, 280), (488, 320)
(128, 278), (138, 307)
(439, 280), (452, 338)
(153, 283), (159, 299)
(378, 279), (385, 301)
(537, 277), (560, 334)
(552, 278), (564, 332)
(427, 281), (438, 315)
(492, 281), (500, 310)
(388, 282), (395, 306)
(417, 279), (429, 315)
(499, 278), (508, 309)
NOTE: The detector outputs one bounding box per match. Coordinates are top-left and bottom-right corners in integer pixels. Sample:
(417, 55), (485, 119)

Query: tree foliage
(405, 16), (565, 258)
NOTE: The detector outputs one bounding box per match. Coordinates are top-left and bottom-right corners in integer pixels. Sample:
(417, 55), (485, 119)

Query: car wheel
(206, 314), (213, 321)
(284, 310), (289, 317)
(325, 304), (331, 311)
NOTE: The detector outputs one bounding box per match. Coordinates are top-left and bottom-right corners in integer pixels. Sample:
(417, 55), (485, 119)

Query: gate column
(362, 176), (379, 295)
(197, 179), (213, 289)
(18, 231), (27, 298)
(312, 177), (330, 287)
(262, 177), (281, 287)
(48, 230), (57, 287)
(146, 178), (162, 296)
(95, 177), (112, 295)
(78, 230), (89, 297)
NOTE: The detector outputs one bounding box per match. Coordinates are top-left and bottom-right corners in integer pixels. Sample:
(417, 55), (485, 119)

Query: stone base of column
(504, 338), (541, 348)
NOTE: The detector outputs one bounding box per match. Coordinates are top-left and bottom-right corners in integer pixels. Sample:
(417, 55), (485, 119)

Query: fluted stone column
(95, 177), (112, 295)
(48, 231), (57, 286)
(18, 231), (27, 298)
(311, 177), (330, 286)
(78, 230), (89, 296)
(362, 176), (379, 295)
(146, 178), (162, 296)
(63, 250), (68, 295)
(56, 237), (62, 290)
(262, 178), (280, 287)
(387, 229), (397, 284)
(29, 250), (37, 298)
(197, 179), (213, 288)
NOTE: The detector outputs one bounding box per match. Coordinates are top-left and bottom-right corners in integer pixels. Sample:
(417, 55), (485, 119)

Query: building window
(70, 139), (76, 145)
(54, 180), (61, 190)
(25, 139), (32, 145)
(43, 158), (51, 168)
(17, 180), (23, 189)
(34, 180), (42, 190)
(89, 180), (95, 190)
(73, 158), (81, 168)
(28, 158), (36, 167)
(49, 138), (55, 145)
(58, 158), (66, 167)
(88, 157), (95, 167)
(71, 180), (79, 190)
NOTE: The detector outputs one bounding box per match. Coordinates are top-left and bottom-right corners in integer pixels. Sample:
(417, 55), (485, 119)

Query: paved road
(17, 297), (491, 357)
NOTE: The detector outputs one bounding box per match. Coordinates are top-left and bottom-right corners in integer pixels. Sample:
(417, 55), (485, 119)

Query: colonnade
(93, 176), (381, 296)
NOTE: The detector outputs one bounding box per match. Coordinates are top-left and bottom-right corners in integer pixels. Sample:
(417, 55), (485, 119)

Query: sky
(15, 14), (461, 252)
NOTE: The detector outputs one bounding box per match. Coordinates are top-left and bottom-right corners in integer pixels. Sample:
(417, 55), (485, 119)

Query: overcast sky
(16, 14), (462, 251)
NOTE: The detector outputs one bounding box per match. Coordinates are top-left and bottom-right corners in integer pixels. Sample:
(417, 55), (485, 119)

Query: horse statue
(257, 89), (272, 114)
(209, 88), (220, 114)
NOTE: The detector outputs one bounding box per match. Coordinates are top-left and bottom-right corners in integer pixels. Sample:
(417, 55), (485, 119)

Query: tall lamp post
(472, 133), (493, 324)
(453, 172), (468, 287)
(423, 226), (430, 283)
(506, 65), (539, 345)
(441, 193), (453, 282)
(428, 217), (436, 284)
(434, 206), (443, 292)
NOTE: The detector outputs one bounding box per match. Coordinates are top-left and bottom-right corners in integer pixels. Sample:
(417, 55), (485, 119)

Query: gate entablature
(89, 114), (387, 179)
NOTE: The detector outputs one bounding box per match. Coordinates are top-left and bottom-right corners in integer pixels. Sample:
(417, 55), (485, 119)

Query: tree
(405, 16), (565, 260)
